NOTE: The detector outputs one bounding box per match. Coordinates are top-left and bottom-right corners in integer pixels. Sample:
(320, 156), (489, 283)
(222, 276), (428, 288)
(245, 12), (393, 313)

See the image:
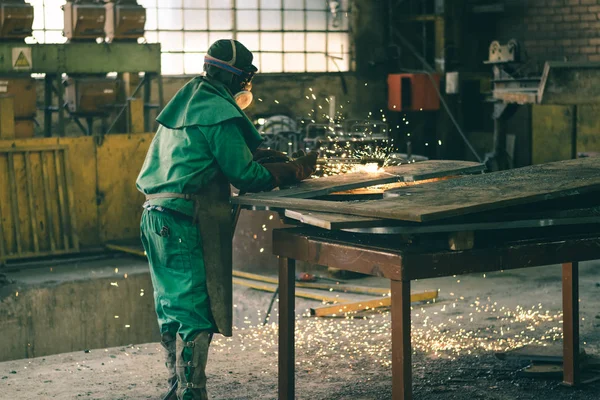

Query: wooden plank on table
(238, 160), (484, 200)
(234, 157), (600, 223)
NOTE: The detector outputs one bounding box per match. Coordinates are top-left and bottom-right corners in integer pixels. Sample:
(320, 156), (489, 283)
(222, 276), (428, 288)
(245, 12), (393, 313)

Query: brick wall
(494, 0), (600, 69)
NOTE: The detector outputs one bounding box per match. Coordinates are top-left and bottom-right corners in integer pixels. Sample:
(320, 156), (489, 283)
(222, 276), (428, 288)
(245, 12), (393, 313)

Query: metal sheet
(285, 210), (600, 233)
(58, 137), (98, 247)
(236, 157), (600, 223)
(96, 133), (153, 241)
(239, 160), (484, 200)
(539, 61), (600, 105)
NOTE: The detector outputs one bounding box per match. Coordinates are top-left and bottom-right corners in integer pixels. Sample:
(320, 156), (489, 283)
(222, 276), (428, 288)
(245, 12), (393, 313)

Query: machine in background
(0, 0), (35, 139)
(62, 0), (148, 137)
(0, 0), (159, 140)
(486, 39), (600, 170)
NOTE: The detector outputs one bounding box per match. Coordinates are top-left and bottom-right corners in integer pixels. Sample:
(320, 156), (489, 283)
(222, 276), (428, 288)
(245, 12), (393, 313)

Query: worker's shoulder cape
(156, 76), (263, 151)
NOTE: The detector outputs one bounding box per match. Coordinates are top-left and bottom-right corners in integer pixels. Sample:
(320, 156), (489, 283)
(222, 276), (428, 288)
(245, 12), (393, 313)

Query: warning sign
(12, 48), (32, 71)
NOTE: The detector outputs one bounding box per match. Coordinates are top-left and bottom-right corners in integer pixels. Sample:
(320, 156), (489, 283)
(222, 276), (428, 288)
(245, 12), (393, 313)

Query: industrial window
(26, 0), (352, 75)
(26, 0), (68, 44)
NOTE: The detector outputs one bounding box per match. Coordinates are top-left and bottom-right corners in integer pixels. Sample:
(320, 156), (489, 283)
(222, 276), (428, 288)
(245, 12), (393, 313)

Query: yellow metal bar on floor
(232, 277), (346, 304)
(232, 270), (391, 296)
(310, 290), (439, 317)
(106, 243), (146, 258)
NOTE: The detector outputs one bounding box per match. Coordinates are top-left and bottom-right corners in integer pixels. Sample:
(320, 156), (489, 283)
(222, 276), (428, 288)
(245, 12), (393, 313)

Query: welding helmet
(204, 39), (258, 110)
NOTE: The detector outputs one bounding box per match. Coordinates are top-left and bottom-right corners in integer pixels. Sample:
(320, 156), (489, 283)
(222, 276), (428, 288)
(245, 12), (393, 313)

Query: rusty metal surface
(272, 228), (597, 399)
(539, 61), (600, 105)
(272, 229), (403, 280)
(278, 257), (295, 400)
(391, 279), (413, 400)
(272, 227), (600, 280)
(562, 262), (580, 386)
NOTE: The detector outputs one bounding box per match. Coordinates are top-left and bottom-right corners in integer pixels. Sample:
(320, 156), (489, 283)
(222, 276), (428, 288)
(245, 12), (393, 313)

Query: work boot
(176, 331), (212, 400)
(161, 332), (177, 387)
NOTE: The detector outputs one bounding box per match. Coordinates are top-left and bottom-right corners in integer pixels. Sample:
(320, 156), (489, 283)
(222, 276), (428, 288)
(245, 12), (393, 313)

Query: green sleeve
(199, 120), (274, 193)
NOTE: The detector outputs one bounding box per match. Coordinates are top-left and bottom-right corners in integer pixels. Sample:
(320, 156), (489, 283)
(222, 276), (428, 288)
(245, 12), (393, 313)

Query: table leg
(562, 262), (580, 386)
(279, 257), (296, 399)
(391, 279), (412, 400)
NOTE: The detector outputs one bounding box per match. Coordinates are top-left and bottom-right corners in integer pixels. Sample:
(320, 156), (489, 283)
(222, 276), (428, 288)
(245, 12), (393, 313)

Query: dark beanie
(207, 39), (257, 73)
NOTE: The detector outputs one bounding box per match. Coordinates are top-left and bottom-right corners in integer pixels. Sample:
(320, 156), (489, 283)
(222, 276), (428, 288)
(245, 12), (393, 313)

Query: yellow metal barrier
(0, 133), (154, 263)
(0, 145), (79, 261)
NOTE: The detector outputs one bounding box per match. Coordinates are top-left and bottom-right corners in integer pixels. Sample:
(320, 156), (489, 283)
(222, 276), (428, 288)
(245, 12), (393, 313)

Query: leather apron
(192, 173), (234, 337)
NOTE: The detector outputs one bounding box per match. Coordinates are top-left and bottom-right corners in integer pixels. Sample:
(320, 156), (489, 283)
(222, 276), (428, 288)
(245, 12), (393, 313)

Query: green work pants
(140, 209), (216, 341)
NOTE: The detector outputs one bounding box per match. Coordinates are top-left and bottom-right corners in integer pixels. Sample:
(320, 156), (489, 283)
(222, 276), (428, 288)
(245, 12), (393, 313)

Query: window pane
(160, 0), (183, 7)
(30, 30), (45, 44)
(209, 31), (233, 44)
(306, 53), (327, 72)
(328, 53), (349, 72)
(329, 13), (349, 30)
(44, 0), (66, 7)
(209, 10), (232, 30)
(45, 5), (64, 29)
(32, 2), (45, 29)
(283, 0), (303, 9)
(237, 32), (260, 52)
(283, 32), (304, 52)
(145, 8), (158, 30)
(260, 10), (282, 30)
(145, 31), (158, 43)
(283, 11), (304, 30)
(236, 10), (259, 31)
(45, 30), (67, 43)
(284, 53), (305, 72)
(260, 32), (282, 52)
(159, 31), (184, 51)
(184, 53), (205, 75)
(210, 0), (232, 7)
(184, 10), (207, 30)
(162, 53), (184, 75)
(259, 52), (283, 73)
(184, 32), (209, 51)
(158, 8), (183, 29)
(307, 0), (326, 10)
(184, 0), (207, 7)
(138, 0), (157, 7)
(306, 11), (326, 30)
(260, 0), (280, 10)
(237, 0), (258, 9)
(305, 32), (325, 52)
(327, 32), (348, 54)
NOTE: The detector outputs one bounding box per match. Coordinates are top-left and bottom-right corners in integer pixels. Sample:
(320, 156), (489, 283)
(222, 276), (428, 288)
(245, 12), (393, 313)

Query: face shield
(204, 54), (256, 110)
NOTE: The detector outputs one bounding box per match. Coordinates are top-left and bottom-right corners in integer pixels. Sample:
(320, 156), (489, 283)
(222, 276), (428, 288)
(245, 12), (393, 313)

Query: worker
(136, 39), (317, 400)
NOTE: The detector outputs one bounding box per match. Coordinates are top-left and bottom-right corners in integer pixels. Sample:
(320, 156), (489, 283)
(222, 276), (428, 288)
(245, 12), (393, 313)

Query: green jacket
(136, 76), (274, 337)
(136, 76), (273, 215)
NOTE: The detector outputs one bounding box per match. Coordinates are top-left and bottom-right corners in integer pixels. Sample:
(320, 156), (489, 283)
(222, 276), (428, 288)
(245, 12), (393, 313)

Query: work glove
(263, 151), (318, 188)
(291, 149), (306, 159)
(252, 148), (290, 164)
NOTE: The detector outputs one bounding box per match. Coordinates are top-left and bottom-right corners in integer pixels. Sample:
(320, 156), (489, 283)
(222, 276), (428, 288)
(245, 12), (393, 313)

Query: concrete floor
(1, 258), (600, 399)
